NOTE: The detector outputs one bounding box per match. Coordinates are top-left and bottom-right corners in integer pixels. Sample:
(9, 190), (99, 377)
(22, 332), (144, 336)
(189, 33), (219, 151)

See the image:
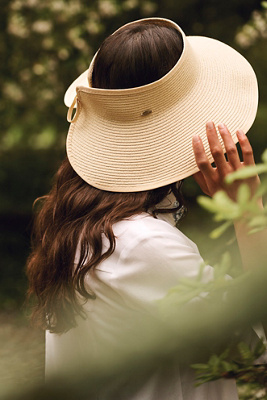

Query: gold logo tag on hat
(141, 109), (152, 117)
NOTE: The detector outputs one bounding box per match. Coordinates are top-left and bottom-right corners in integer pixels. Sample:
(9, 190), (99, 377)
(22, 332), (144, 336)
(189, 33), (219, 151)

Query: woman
(27, 18), (264, 399)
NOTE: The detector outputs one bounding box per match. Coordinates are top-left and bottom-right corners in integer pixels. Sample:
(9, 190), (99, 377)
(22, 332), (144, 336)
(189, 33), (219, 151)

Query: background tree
(0, 2), (267, 398)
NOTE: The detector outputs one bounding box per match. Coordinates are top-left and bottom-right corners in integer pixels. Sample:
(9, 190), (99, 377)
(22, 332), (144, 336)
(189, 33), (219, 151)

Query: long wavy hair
(27, 20), (185, 333)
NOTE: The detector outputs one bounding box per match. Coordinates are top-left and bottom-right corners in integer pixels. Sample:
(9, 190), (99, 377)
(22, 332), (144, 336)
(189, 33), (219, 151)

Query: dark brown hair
(27, 21), (185, 333)
(92, 20), (183, 89)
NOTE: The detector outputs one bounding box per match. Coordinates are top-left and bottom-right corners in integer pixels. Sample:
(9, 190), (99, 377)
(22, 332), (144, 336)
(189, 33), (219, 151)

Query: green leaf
(212, 192), (241, 219)
(194, 375), (216, 385)
(210, 221), (232, 239)
(159, 288), (202, 310)
(238, 342), (253, 362)
(218, 252), (231, 276)
(237, 184), (251, 206)
(209, 354), (220, 369)
(191, 363), (210, 370)
(221, 361), (235, 372)
(248, 215), (267, 229)
(213, 253), (232, 280)
(213, 191), (234, 208)
(262, 148), (267, 163)
(197, 196), (219, 213)
(196, 262), (206, 282)
(261, 1), (267, 9)
(219, 347), (230, 360)
(225, 165), (267, 184)
(253, 338), (266, 359)
(255, 182), (267, 198)
(198, 192), (241, 221)
(249, 227), (267, 234)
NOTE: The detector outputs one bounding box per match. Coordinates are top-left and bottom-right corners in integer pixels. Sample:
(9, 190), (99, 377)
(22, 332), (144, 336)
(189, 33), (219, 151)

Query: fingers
(193, 133), (219, 197)
(193, 122), (257, 200)
(197, 122), (252, 171)
(217, 124), (241, 169)
(236, 130), (255, 166)
(206, 121), (228, 177)
(193, 122), (255, 180)
(192, 134), (214, 178)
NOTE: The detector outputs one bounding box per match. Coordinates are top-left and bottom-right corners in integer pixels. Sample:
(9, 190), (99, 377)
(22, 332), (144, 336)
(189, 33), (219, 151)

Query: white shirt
(46, 213), (238, 399)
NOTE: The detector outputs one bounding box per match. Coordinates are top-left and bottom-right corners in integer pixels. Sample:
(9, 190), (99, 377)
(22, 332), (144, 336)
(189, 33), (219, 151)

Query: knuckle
(243, 147), (253, 157)
(211, 146), (223, 157)
(197, 159), (208, 169)
(226, 146), (236, 156)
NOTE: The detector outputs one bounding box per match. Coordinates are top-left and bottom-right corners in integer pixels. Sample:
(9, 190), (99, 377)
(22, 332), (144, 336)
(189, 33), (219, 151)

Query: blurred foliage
(197, 153), (267, 398)
(0, 148), (64, 311)
(159, 252), (249, 314)
(0, 0), (266, 151)
(0, 148), (64, 214)
(160, 155), (267, 398)
(1, 0), (266, 216)
(160, 248), (267, 397)
(3, 245), (267, 400)
(1, 2), (267, 398)
(0, 0), (266, 318)
(1, 0), (266, 205)
(198, 149), (267, 238)
(236, 2), (267, 48)
(192, 340), (267, 385)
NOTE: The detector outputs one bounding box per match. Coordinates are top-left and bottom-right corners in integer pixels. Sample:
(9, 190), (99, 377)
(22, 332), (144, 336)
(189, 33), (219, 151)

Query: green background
(1, 0), (267, 311)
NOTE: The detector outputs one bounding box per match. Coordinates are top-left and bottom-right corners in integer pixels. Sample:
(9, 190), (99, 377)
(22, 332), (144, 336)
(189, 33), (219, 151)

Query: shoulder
(112, 213), (199, 256)
(109, 213), (206, 281)
(100, 213), (213, 307)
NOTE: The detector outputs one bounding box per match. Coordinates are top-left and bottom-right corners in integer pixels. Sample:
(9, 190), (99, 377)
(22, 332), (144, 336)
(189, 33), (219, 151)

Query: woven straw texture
(66, 19), (258, 192)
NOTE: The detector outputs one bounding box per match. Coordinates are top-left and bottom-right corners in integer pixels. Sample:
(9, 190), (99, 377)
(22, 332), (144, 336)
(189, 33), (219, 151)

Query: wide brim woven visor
(65, 18), (258, 192)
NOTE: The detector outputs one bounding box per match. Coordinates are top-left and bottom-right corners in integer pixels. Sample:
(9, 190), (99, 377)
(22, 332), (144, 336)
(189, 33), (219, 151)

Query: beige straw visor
(65, 18), (258, 192)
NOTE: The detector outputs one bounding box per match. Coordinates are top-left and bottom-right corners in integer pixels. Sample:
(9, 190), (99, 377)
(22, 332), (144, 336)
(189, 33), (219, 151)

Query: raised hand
(192, 121), (260, 200)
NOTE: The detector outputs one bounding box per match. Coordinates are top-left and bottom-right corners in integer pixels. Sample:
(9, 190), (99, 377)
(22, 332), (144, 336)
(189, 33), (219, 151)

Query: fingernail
(193, 135), (200, 143)
(218, 123), (225, 130)
(206, 121), (214, 130)
(237, 129), (245, 137)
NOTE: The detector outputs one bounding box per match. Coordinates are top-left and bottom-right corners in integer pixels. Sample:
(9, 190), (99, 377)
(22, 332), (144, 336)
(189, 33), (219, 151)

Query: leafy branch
(158, 252), (250, 315)
(191, 340), (267, 386)
(198, 149), (267, 238)
(159, 248), (267, 393)
(159, 149), (267, 398)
